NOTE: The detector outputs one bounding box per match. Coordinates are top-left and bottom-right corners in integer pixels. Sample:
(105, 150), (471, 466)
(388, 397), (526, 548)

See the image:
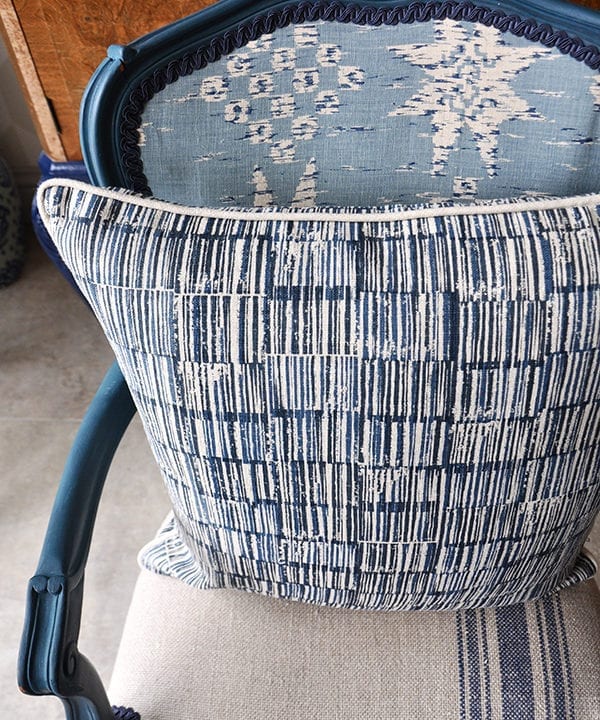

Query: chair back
(81, 0), (600, 207)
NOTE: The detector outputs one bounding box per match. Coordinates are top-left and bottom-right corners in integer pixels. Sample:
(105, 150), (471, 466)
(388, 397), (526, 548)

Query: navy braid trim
(120, 0), (600, 194)
(112, 706), (141, 720)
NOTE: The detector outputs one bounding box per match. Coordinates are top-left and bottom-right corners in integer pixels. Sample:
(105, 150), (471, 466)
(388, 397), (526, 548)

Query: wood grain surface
(2, 0), (600, 161)
(1, 0), (215, 159)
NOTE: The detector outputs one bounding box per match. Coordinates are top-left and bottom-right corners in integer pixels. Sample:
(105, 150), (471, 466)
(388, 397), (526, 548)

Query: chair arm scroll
(18, 361), (137, 720)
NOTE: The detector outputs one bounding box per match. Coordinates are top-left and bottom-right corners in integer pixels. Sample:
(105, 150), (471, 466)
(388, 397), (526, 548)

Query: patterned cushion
(109, 570), (600, 720)
(38, 178), (599, 610)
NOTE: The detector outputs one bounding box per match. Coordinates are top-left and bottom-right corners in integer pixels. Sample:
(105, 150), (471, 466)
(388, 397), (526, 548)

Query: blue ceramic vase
(0, 156), (23, 287)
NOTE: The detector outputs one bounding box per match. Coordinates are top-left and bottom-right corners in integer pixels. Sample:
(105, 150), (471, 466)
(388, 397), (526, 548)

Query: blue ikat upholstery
(134, 18), (600, 207)
(39, 180), (599, 611)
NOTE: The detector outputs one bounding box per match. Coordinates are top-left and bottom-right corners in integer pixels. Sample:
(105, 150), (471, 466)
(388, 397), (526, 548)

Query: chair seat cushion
(38, 180), (600, 611)
(109, 570), (600, 720)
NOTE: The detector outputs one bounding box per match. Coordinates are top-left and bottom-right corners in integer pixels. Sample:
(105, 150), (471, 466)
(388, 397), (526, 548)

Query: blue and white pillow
(39, 179), (599, 610)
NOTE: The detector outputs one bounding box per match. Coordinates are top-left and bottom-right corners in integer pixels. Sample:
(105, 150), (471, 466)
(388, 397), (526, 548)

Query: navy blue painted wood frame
(21, 1), (600, 718)
(18, 362), (136, 720)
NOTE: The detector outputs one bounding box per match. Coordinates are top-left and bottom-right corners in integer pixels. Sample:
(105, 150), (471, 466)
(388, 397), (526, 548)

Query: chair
(19, 0), (600, 717)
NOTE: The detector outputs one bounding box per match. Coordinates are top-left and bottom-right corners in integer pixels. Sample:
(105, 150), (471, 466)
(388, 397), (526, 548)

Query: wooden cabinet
(1, 0), (600, 163)
(0, 0), (215, 161)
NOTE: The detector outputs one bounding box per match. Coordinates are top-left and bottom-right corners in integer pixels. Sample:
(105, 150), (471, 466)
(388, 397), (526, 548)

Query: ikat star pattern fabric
(138, 19), (600, 207)
(39, 179), (599, 611)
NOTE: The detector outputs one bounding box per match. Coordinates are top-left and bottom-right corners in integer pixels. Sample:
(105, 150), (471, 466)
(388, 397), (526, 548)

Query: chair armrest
(18, 361), (137, 720)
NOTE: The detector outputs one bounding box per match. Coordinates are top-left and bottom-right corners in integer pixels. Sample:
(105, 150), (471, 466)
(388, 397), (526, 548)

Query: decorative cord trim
(119, 0), (600, 194)
(112, 706), (141, 720)
(39, 176), (600, 224)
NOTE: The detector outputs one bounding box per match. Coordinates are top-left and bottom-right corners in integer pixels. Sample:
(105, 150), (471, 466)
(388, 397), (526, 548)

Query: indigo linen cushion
(38, 179), (600, 611)
(109, 571), (600, 720)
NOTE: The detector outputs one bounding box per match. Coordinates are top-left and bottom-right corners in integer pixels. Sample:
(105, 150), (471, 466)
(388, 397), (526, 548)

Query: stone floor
(2, 231), (599, 719)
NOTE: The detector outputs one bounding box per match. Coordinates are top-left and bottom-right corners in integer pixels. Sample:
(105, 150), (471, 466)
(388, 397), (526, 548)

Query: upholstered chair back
(113, 7), (600, 207)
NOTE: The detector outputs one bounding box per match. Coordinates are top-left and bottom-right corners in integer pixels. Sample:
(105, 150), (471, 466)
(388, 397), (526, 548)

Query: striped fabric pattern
(109, 571), (600, 720)
(456, 592), (581, 719)
(39, 179), (599, 610)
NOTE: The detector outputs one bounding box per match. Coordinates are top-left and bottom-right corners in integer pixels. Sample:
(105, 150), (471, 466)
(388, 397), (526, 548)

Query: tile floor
(2, 228), (600, 719)
(1, 234), (169, 719)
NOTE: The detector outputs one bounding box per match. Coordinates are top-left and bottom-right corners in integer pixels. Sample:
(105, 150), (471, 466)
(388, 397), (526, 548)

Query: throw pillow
(38, 178), (599, 610)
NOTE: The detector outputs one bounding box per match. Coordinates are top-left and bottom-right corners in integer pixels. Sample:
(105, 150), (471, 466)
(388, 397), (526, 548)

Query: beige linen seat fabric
(109, 570), (600, 720)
